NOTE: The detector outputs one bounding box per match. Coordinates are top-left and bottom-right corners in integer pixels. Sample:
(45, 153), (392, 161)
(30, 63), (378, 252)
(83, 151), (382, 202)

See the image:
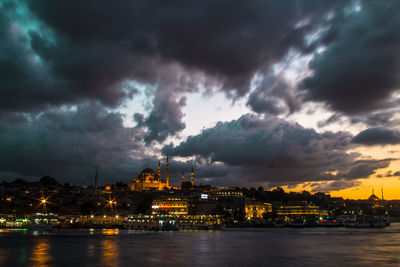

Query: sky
(1, 0), (400, 199)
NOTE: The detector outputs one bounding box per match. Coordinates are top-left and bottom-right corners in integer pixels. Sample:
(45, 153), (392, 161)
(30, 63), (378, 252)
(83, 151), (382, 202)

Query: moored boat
(273, 218), (285, 228)
(289, 217), (305, 228)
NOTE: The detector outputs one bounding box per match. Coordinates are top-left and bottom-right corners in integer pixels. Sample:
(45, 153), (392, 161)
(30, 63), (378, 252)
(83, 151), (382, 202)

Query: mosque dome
(368, 194), (380, 202)
(138, 168), (157, 181)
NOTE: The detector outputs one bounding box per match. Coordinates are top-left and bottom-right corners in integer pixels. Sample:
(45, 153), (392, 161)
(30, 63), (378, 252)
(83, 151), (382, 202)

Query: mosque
(130, 157), (194, 191)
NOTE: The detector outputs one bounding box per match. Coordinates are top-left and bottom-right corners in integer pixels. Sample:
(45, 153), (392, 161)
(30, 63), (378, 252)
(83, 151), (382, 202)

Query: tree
(80, 201), (97, 215)
(40, 176), (59, 187)
(135, 195), (153, 214)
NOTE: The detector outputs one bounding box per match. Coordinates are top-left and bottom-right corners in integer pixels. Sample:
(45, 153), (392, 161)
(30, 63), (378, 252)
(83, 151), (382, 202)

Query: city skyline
(1, 0), (400, 200)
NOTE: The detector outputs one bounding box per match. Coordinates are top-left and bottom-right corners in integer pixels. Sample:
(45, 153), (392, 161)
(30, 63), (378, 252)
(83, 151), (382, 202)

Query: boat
(161, 222), (179, 231)
(305, 217), (319, 227)
(26, 223), (56, 231)
(273, 218), (285, 228)
(289, 217), (305, 228)
(353, 216), (372, 228)
(372, 217), (387, 228)
(27, 213), (59, 231)
(385, 216), (391, 226)
(319, 217), (342, 227)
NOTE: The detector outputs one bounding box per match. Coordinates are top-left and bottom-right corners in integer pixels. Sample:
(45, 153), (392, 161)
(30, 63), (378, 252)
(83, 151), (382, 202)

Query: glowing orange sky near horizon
(281, 146), (400, 200)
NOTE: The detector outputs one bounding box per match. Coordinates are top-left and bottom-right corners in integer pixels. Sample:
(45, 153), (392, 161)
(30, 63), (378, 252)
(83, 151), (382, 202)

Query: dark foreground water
(0, 223), (399, 267)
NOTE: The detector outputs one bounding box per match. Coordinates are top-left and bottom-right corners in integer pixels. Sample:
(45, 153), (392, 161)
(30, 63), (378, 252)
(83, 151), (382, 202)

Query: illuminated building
(157, 161), (161, 179)
(152, 197), (189, 215)
(166, 156), (169, 188)
(214, 189), (243, 197)
(277, 204), (328, 216)
(130, 167), (169, 191)
(130, 158), (195, 191)
(245, 202), (272, 219)
(191, 168), (194, 186)
(369, 188), (384, 208)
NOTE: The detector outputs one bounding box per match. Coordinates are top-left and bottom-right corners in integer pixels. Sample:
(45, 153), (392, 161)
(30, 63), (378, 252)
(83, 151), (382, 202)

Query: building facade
(245, 202), (272, 219)
(277, 204), (328, 217)
(152, 197), (189, 215)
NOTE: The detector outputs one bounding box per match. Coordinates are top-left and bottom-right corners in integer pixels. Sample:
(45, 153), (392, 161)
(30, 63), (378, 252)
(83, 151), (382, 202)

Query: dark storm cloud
(140, 95), (186, 144)
(302, 1), (400, 115)
(350, 112), (395, 127)
(7, 0), (396, 142)
(26, 0), (342, 95)
(162, 114), (393, 185)
(0, 103), (154, 184)
(309, 180), (361, 193)
(0, 1), (147, 112)
(377, 170), (400, 178)
(246, 73), (301, 116)
(352, 127), (400, 146)
(343, 159), (392, 179)
(137, 67), (202, 144)
(2, 0), (399, 136)
(0, 4), (59, 112)
(3, 0), (344, 111)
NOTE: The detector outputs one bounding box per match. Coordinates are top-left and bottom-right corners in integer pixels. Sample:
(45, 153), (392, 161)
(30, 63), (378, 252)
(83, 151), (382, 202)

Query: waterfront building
(277, 204), (328, 216)
(152, 197), (189, 215)
(245, 201), (272, 219)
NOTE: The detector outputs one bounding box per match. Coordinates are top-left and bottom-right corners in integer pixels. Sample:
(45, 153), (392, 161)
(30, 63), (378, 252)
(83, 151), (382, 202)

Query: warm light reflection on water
(31, 238), (52, 267)
(0, 224), (399, 266)
(100, 238), (119, 267)
(102, 228), (119, 236)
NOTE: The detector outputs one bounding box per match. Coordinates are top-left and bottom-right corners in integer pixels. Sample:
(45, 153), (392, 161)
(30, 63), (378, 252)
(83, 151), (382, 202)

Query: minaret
(191, 167), (194, 186)
(94, 169), (98, 194)
(381, 188), (384, 201)
(166, 156), (169, 187)
(181, 172), (185, 184)
(94, 169), (98, 202)
(157, 161), (161, 181)
(372, 188), (374, 196)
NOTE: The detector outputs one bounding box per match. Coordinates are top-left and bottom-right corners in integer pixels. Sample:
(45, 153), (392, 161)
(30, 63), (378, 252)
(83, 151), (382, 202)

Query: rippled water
(0, 223), (399, 267)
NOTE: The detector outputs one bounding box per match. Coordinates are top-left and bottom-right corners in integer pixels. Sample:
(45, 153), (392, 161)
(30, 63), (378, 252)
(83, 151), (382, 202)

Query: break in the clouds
(163, 114), (393, 186)
(1, 0), (400, 189)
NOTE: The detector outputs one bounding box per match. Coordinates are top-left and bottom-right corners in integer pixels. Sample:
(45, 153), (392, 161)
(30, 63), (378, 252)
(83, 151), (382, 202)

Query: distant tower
(191, 167), (194, 186)
(381, 188), (384, 201)
(181, 172), (185, 184)
(157, 161), (161, 181)
(166, 156), (169, 187)
(94, 169), (98, 194)
(94, 170), (99, 202)
(372, 188), (375, 195)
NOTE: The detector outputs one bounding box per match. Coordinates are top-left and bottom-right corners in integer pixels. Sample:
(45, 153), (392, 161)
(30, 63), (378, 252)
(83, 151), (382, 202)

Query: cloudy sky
(1, 0), (400, 199)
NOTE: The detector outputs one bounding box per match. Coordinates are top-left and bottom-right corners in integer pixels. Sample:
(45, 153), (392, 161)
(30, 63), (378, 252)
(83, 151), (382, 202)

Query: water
(0, 223), (399, 267)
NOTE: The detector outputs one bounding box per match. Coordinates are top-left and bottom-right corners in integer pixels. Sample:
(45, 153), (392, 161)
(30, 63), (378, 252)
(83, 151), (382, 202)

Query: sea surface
(0, 223), (399, 267)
